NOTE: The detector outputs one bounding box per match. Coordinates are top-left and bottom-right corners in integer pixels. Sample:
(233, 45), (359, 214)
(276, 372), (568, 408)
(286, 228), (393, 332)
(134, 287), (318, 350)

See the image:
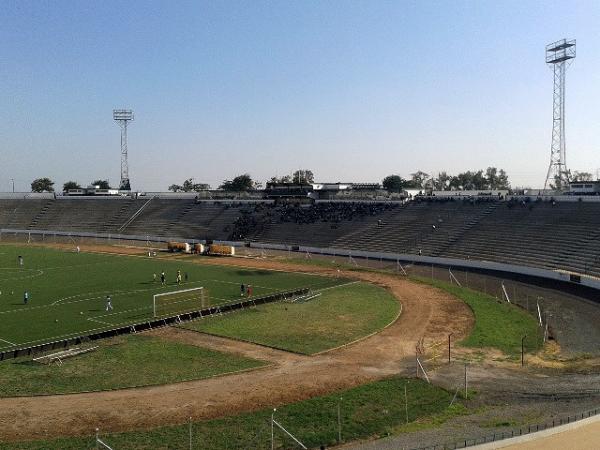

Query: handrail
(118, 196), (155, 232)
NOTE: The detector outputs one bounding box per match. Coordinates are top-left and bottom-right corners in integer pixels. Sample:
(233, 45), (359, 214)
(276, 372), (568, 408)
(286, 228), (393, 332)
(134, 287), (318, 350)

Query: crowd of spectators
(228, 202), (397, 240)
(275, 202), (397, 224)
(414, 196), (501, 205)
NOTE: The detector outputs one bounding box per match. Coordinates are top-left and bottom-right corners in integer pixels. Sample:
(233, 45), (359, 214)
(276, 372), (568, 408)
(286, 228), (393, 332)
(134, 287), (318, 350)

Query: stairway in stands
(167, 202), (194, 231)
(101, 198), (138, 233)
(430, 202), (500, 257)
(27, 200), (55, 229)
(331, 204), (409, 250)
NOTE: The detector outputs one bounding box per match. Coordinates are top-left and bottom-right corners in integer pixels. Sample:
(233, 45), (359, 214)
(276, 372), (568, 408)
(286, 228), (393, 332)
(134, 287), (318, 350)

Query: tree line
(30, 179), (111, 193)
(382, 167), (510, 192)
(25, 167), (596, 193)
(167, 170), (314, 192)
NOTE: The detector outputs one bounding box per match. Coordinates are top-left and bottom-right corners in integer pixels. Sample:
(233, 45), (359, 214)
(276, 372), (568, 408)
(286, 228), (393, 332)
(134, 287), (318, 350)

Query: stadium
(3, 4), (600, 450)
(1, 180), (600, 449)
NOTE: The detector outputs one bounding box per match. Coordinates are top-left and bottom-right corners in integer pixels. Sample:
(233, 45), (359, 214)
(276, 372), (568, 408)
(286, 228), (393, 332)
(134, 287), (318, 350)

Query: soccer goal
(153, 286), (206, 318)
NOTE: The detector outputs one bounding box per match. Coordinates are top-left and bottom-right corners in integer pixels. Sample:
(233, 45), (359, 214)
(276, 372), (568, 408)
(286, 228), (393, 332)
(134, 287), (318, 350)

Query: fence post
(464, 363), (468, 399)
(337, 397), (342, 443)
(271, 408), (276, 450)
(404, 384), (409, 424)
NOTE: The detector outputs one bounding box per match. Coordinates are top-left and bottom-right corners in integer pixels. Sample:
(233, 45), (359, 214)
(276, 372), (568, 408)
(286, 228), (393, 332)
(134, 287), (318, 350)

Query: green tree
(92, 180), (111, 190)
(549, 173), (569, 192)
(169, 179), (210, 192)
(450, 171), (472, 190)
(570, 171), (593, 182)
(485, 167), (499, 189)
(62, 181), (81, 191)
(433, 172), (451, 190)
(485, 167), (510, 189)
(268, 175), (292, 184)
(382, 175), (407, 192)
(31, 178), (55, 193)
(496, 169), (510, 189)
(408, 171), (429, 189)
(292, 170), (314, 184)
(471, 170), (487, 189)
(219, 174), (258, 191)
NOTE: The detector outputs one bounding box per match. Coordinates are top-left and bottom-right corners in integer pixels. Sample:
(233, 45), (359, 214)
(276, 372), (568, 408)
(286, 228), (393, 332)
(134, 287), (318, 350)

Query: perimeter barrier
(0, 287), (309, 361)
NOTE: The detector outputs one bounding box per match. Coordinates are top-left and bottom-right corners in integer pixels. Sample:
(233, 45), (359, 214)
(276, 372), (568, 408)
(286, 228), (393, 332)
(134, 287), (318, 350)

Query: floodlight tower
(113, 109), (134, 191)
(544, 39), (576, 191)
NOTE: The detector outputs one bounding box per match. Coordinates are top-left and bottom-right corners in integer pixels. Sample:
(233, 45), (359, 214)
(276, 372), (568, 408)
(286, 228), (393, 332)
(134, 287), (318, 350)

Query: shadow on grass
(235, 270), (275, 276)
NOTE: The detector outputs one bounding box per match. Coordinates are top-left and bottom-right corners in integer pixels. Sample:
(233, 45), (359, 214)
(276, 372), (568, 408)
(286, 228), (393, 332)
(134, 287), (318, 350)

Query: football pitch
(0, 245), (348, 351)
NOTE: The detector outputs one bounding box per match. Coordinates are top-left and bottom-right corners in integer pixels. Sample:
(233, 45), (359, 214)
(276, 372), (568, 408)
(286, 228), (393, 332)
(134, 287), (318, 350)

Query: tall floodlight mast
(113, 109), (134, 191)
(544, 39), (576, 191)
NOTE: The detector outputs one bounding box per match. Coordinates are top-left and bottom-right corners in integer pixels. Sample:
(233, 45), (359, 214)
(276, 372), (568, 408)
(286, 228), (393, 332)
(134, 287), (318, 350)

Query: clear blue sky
(1, 0), (599, 191)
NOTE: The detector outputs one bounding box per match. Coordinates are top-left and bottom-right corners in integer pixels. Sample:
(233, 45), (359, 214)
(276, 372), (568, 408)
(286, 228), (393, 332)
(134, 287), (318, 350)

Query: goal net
(153, 286), (206, 318)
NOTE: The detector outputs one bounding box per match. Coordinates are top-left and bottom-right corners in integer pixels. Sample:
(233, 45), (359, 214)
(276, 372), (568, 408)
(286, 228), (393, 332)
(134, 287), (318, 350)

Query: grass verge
(0, 334), (265, 396)
(411, 276), (543, 356)
(1, 377), (467, 450)
(269, 255), (544, 357)
(181, 282), (400, 354)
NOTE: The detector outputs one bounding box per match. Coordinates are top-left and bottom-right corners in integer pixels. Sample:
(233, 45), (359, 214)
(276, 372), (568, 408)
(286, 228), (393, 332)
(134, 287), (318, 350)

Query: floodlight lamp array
(113, 109), (134, 121)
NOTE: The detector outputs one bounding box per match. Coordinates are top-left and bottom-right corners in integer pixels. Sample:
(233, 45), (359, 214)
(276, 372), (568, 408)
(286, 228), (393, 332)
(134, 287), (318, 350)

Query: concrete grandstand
(3, 194), (600, 278)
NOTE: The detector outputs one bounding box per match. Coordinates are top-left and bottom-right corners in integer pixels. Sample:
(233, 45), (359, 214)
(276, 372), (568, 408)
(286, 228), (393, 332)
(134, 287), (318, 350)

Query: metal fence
(414, 406), (600, 449)
(0, 287), (309, 361)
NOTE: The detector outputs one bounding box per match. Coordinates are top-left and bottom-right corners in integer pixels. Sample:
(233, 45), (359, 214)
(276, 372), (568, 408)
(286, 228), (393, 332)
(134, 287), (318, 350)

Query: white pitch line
(316, 280), (361, 292)
(0, 268), (44, 282)
(86, 317), (113, 326)
(0, 337), (17, 346)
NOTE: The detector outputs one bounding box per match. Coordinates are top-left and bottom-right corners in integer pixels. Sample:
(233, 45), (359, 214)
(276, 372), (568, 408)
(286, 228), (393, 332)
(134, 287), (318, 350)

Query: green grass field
(269, 256), (545, 357)
(0, 245), (348, 351)
(412, 277), (544, 356)
(0, 334), (265, 397)
(0, 377), (466, 450)
(183, 282), (400, 354)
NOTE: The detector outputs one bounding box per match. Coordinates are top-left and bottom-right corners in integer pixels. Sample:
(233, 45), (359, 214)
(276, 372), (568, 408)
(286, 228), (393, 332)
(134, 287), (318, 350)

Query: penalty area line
(86, 317), (113, 326)
(316, 280), (361, 292)
(0, 337), (17, 346)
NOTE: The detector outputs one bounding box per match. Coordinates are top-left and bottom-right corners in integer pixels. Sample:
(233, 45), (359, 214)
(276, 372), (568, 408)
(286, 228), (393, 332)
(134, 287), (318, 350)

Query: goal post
(153, 286), (206, 318)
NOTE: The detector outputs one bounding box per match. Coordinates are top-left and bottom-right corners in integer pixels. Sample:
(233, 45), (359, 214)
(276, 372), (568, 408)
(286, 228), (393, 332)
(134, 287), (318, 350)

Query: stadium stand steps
(249, 203), (396, 247)
(167, 202), (195, 230)
(167, 202), (232, 239)
(429, 202), (500, 257)
(27, 200), (55, 229)
(5, 198), (600, 278)
(438, 201), (600, 276)
(118, 197), (156, 233)
(102, 198), (143, 233)
(330, 203), (410, 248)
(0, 199), (55, 230)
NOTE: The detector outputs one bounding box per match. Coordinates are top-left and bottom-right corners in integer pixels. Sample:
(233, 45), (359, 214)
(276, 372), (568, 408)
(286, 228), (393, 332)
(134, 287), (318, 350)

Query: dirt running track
(0, 248), (473, 442)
